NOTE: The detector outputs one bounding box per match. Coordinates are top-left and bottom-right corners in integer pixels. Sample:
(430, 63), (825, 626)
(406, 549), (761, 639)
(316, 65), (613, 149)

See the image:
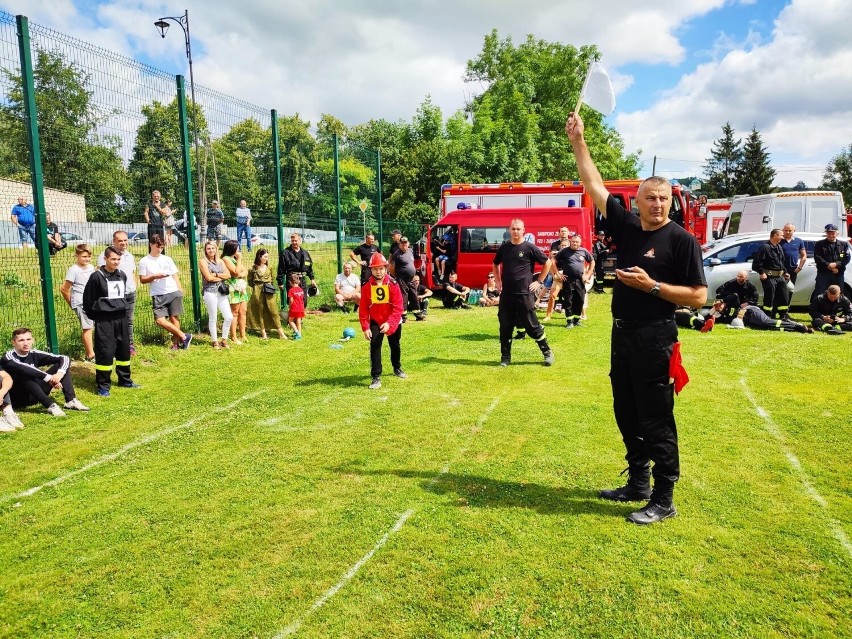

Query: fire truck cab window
(461, 227), (506, 252)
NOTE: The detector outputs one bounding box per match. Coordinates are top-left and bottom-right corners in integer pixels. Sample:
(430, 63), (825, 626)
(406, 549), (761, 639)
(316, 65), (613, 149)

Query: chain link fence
(0, 11), (386, 355)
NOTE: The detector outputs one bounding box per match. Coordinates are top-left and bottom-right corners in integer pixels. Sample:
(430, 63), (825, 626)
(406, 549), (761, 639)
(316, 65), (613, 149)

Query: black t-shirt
(493, 240), (548, 295)
(147, 201), (163, 226)
(352, 243), (378, 280)
(555, 247), (592, 279)
(606, 195), (705, 320)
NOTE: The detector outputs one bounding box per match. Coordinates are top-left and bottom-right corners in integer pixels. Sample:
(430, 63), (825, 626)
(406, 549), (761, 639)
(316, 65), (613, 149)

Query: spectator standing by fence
(222, 240), (249, 344)
(98, 231), (139, 355)
(144, 190), (167, 249)
(11, 196), (36, 248)
(278, 233), (317, 308)
(138, 235), (192, 350)
(248, 249), (286, 340)
(206, 201), (225, 247)
(60, 244), (96, 361)
(199, 240), (233, 349)
(235, 199), (252, 252)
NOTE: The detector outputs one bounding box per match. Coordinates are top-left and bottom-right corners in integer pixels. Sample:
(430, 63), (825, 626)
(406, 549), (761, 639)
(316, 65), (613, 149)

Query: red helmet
(368, 253), (388, 268)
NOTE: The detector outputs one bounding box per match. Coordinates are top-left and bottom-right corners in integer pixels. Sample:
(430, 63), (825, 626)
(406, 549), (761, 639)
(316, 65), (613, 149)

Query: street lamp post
(154, 10), (203, 238)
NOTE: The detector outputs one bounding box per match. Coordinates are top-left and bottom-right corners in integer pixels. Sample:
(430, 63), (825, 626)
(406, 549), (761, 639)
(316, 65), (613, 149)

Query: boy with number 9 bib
(359, 252), (405, 390)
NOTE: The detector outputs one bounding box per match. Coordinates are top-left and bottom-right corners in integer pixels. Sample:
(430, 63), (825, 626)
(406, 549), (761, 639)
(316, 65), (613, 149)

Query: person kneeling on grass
(138, 234), (192, 350)
(1, 327), (88, 417)
(359, 253), (405, 390)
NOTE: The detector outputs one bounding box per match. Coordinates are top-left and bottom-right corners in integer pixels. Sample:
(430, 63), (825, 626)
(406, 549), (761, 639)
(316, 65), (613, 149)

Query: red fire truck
(423, 182), (596, 289)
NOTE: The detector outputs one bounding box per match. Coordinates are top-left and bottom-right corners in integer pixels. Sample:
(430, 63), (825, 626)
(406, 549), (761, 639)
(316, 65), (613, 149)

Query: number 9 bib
(371, 284), (389, 304)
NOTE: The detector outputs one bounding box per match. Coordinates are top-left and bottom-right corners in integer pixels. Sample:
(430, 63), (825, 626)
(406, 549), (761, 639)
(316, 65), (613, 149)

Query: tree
(821, 144), (852, 205)
(464, 31), (640, 183)
(0, 48), (128, 221)
(736, 126), (775, 195)
(127, 98), (209, 217)
(703, 123), (743, 197)
(210, 118), (273, 217)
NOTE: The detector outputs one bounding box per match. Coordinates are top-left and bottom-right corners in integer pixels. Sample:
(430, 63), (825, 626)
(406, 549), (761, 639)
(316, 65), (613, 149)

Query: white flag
(580, 62), (616, 116)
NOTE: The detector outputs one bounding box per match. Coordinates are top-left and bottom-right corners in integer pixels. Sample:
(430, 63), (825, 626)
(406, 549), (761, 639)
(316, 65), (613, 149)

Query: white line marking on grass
(274, 508), (416, 638)
(1, 389), (268, 505)
(739, 377), (851, 559)
(273, 396), (501, 637)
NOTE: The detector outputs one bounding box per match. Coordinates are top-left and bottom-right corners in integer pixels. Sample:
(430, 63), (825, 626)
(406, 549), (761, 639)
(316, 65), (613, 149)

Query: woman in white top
(60, 244), (96, 360)
(199, 241), (234, 349)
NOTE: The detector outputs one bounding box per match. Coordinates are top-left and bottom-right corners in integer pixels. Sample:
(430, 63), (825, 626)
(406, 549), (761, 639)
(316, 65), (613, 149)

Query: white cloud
(615, 0), (852, 186)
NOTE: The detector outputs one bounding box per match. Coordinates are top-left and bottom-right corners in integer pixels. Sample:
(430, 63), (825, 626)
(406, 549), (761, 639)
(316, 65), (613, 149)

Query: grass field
(0, 293), (849, 639)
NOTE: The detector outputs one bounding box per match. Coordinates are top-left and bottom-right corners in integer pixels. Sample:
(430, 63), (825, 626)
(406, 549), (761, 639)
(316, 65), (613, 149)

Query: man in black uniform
(752, 229), (790, 319)
(568, 111), (707, 525)
(592, 230), (609, 293)
(812, 224), (850, 303)
(809, 284), (852, 334)
(350, 233), (379, 285)
(83, 246), (139, 397)
(277, 233), (317, 307)
(389, 229), (402, 257)
(554, 234), (594, 327)
(492, 218), (554, 367)
(715, 271), (759, 311)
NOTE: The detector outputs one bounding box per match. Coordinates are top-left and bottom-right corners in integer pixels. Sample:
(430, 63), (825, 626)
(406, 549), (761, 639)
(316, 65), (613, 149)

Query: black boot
(599, 466), (652, 502)
(626, 482), (676, 525)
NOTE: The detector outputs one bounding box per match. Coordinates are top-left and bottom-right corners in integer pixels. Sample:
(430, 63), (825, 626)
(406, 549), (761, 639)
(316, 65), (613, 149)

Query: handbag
(217, 281), (230, 296)
(262, 282), (277, 296)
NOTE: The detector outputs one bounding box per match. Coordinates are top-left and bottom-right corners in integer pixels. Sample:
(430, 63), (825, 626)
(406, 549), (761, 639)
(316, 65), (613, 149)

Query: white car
(701, 232), (852, 307)
(251, 233), (278, 246)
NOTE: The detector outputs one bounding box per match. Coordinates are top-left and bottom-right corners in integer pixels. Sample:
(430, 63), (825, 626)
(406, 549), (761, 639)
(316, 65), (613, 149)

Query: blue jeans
(236, 222), (251, 251)
(17, 224), (36, 246)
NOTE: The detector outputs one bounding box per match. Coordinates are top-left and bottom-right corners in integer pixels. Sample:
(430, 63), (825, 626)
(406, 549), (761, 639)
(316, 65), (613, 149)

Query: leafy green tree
(277, 113), (316, 227)
(821, 144), (852, 205)
(127, 98), (209, 218)
(736, 126), (775, 195)
(210, 118), (273, 217)
(463, 31), (640, 183)
(703, 122), (742, 197)
(0, 48), (128, 221)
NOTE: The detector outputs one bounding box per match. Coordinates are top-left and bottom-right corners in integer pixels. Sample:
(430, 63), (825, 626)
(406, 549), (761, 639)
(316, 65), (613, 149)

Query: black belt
(764, 270), (784, 277)
(613, 318), (674, 329)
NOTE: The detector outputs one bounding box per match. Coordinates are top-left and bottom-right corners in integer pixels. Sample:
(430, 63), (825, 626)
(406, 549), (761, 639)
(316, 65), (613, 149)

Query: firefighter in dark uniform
(592, 230), (609, 293)
(812, 223), (850, 303)
(809, 284), (852, 334)
(492, 219), (554, 367)
(568, 111), (707, 525)
(715, 270), (759, 311)
(82, 246), (138, 396)
(751, 229), (790, 319)
(277, 233), (317, 306)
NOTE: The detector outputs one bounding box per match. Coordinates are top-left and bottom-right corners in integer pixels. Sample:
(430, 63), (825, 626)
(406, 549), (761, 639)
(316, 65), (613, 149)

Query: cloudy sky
(5, 0), (851, 188)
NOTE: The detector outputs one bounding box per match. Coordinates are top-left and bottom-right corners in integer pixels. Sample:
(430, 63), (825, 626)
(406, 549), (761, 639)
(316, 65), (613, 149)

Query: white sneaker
(0, 416), (16, 432)
(46, 404), (66, 417)
(64, 398), (90, 412)
(3, 410), (24, 429)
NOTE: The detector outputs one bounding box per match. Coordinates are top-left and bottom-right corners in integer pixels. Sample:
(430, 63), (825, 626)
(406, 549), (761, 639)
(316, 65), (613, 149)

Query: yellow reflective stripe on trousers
(114, 359), (130, 366)
(94, 363), (114, 371)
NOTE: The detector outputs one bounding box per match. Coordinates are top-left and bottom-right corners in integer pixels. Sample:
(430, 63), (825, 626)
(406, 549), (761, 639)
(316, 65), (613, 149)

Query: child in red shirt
(287, 273), (305, 339)
(358, 253), (405, 389)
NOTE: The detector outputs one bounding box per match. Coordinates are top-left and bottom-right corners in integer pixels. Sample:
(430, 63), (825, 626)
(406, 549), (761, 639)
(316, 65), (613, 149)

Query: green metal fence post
(271, 109), (285, 307)
(333, 133), (343, 274)
(176, 75), (202, 331)
(17, 15), (59, 352)
(376, 148), (383, 254)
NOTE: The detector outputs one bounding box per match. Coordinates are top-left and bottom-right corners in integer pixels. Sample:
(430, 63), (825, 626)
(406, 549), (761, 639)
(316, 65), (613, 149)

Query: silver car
(701, 232), (852, 307)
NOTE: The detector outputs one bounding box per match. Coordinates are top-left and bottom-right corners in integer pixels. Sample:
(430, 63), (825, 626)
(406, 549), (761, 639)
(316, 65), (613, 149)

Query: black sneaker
(415, 313), (426, 321)
(393, 368), (408, 379)
(626, 501), (677, 525)
(543, 350), (554, 366)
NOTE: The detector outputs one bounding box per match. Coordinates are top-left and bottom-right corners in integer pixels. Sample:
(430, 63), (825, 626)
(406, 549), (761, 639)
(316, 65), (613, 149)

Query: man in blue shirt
(780, 223), (806, 284)
(11, 196), (36, 248)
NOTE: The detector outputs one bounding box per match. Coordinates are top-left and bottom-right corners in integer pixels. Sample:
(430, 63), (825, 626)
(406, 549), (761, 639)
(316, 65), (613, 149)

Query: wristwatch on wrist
(649, 281), (661, 297)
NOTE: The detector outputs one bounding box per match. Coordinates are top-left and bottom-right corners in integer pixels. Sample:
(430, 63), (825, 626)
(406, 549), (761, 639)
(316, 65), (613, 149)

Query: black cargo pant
(9, 363), (76, 408)
(398, 275), (420, 313)
(369, 321), (401, 378)
(609, 319), (679, 501)
(498, 293), (550, 360)
(761, 275), (789, 318)
(561, 278), (585, 323)
(94, 314), (132, 391)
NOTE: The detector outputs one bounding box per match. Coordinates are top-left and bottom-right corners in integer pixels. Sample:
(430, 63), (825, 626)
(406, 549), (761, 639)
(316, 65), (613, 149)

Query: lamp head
(154, 19), (170, 38)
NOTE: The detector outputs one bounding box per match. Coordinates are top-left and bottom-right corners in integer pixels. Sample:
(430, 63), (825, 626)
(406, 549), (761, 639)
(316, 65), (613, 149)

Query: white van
(721, 191), (845, 237)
